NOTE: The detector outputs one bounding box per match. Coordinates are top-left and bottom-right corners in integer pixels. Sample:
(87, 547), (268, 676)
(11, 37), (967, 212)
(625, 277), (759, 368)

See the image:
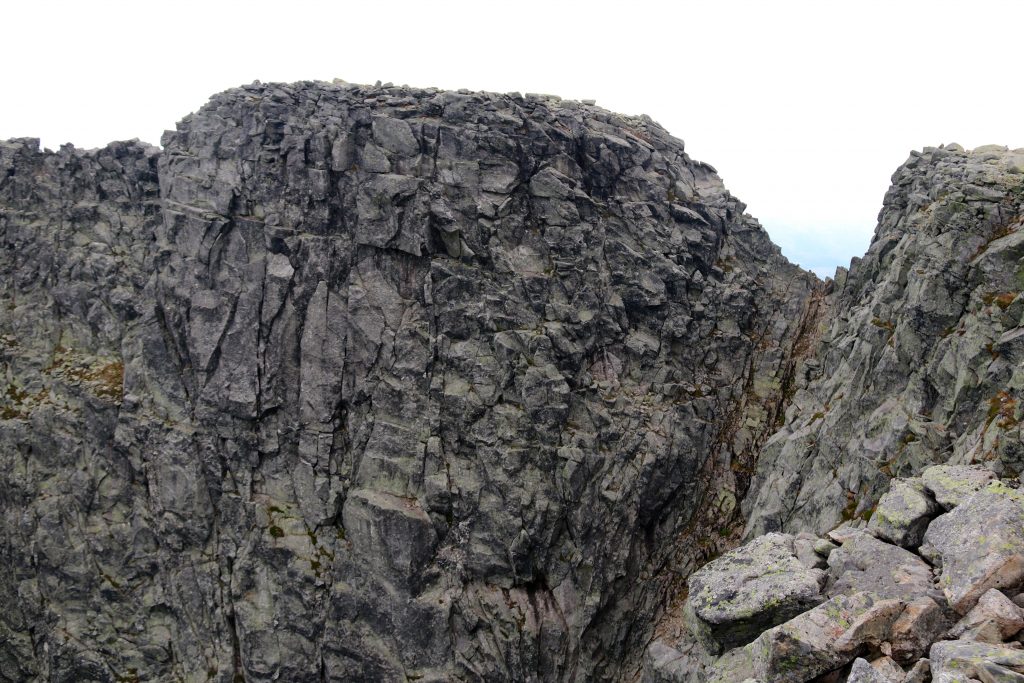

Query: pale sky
(3, 0), (1022, 278)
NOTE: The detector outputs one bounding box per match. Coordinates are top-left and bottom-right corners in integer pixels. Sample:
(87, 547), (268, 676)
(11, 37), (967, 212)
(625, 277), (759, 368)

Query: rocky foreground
(646, 465), (1024, 682)
(1, 81), (1023, 682)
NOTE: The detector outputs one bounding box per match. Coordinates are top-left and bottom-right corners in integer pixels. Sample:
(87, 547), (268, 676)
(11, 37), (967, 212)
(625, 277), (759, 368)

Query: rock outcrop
(3, 80), (1023, 683)
(744, 145), (1024, 537)
(0, 82), (816, 682)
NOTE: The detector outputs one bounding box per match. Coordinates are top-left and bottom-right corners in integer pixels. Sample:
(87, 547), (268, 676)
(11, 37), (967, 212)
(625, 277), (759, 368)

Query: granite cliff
(0, 81), (1021, 682)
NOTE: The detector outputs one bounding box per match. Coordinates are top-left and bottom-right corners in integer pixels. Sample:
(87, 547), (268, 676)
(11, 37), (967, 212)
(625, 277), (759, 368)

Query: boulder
(829, 521), (869, 545)
(903, 658), (930, 683)
(705, 592), (903, 683)
(921, 482), (1024, 614)
(826, 529), (940, 602)
(948, 588), (1024, 643)
(888, 596), (952, 664)
(921, 465), (997, 510)
(929, 639), (1024, 681)
(847, 656), (904, 683)
(814, 537), (839, 559)
(794, 532), (828, 569)
(868, 478), (941, 549)
(686, 532), (827, 651)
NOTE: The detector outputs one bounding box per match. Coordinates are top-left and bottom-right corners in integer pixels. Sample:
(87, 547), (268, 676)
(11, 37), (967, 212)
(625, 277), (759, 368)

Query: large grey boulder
(868, 477), (941, 548)
(687, 532), (827, 651)
(826, 529), (940, 602)
(921, 482), (1024, 614)
(705, 592), (904, 683)
(930, 639), (1024, 681)
(921, 465), (997, 510)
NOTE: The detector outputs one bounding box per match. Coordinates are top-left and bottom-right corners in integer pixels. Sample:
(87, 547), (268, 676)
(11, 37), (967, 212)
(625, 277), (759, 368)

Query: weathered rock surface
(825, 529), (939, 603)
(704, 592), (904, 683)
(921, 481), (1024, 614)
(647, 472), (1024, 682)
(687, 532), (827, 651)
(847, 656), (904, 683)
(4, 81), (1024, 683)
(947, 588), (1024, 643)
(888, 596), (950, 664)
(930, 639), (1024, 681)
(744, 144), (1024, 538)
(904, 659), (931, 683)
(867, 477), (940, 548)
(921, 465), (997, 510)
(0, 82), (818, 682)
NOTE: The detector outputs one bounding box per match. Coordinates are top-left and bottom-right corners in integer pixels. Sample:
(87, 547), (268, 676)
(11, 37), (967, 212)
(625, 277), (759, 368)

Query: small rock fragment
(903, 658), (930, 683)
(848, 656), (902, 683)
(814, 537), (839, 558)
(829, 521), (868, 545)
(795, 532), (828, 569)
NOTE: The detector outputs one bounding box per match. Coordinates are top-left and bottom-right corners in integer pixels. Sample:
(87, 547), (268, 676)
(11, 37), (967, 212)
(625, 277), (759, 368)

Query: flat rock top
(689, 532), (826, 628)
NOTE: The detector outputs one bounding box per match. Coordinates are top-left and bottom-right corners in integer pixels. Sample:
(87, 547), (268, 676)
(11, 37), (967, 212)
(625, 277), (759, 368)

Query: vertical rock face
(0, 138), (162, 683)
(0, 82), (816, 682)
(744, 144), (1024, 537)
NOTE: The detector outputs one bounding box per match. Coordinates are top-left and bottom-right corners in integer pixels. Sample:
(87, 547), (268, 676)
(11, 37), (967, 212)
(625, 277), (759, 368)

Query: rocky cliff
(1, 81), (1021, 683)
(744, 144), (1024, 538)
(0, 81), (816, 682)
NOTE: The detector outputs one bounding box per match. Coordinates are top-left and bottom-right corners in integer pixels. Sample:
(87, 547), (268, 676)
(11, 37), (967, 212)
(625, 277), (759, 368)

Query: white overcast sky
(3, 0), (1022, 277)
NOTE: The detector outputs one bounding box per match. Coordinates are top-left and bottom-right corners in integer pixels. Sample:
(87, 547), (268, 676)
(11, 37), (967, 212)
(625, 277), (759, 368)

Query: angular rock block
(921, 465), (996, 510)
(826, 529), (938, 603)
(706, 592), (903, 683)
(921, 482), (1024, 614)
(929, 639), (1024, 681)
(687, 532), (827, 651)
(868, 477), (940, 549)
(947, 588), (1024, 643)
(342, 488), (438, 587)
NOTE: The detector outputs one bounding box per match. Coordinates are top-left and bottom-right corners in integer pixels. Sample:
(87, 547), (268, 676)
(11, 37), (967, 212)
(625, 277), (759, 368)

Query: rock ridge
(3, 81), (1023, 682)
